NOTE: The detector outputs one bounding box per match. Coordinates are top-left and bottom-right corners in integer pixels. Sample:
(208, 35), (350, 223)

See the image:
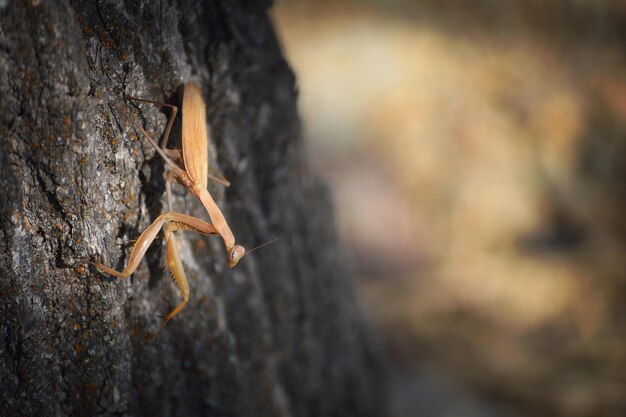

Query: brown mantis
(96, 81), (247, 323)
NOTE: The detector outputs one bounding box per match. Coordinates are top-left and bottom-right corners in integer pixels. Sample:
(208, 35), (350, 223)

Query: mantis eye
(227, 245), (246, 268)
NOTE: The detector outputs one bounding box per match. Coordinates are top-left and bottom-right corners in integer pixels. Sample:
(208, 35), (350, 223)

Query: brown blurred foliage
(273, 1), (626, 416)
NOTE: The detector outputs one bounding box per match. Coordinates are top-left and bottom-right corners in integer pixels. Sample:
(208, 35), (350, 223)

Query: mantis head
(227, 245), (246, 268)
(226, 238), (281, 268)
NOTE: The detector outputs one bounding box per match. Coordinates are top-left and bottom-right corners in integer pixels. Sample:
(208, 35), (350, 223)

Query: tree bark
(0, 1), (385, 416)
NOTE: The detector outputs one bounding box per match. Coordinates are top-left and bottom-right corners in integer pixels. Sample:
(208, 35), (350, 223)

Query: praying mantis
(96, 81), (247, 323)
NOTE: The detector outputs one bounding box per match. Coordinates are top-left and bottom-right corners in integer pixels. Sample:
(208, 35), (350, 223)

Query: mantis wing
(182, 81), (209, 189)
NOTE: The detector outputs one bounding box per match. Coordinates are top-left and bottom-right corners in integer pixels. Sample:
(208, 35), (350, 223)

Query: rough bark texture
(0, 1), (385, 416)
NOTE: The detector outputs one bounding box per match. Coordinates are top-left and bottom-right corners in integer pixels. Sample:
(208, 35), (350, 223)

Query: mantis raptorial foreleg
(161, 229), (187, 322)
(96, 212), (219, 321)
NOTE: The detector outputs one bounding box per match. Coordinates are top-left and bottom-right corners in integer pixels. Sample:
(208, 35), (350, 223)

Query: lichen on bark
(0, 1), (385, 416)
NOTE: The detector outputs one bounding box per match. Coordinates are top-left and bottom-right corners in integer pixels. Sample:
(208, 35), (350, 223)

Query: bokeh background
(272, 1), (626, 416)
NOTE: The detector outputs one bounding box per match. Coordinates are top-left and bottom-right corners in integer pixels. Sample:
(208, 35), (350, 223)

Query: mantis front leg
(161, 228), (188, 322)
(96, 212), (219, 321)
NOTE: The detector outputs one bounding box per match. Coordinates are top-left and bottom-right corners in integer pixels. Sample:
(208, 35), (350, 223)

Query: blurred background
(272, 1), (626, 416)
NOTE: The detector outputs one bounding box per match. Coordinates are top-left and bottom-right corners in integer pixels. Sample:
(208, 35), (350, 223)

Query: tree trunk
(0, 1), (385, 416)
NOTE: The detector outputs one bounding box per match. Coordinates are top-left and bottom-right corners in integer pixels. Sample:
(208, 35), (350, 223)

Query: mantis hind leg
(120, 93), (231, 188)
(123, 95), (178, 150)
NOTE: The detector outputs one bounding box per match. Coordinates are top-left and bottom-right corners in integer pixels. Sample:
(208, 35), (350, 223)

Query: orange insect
(96, 82), (247, 323)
